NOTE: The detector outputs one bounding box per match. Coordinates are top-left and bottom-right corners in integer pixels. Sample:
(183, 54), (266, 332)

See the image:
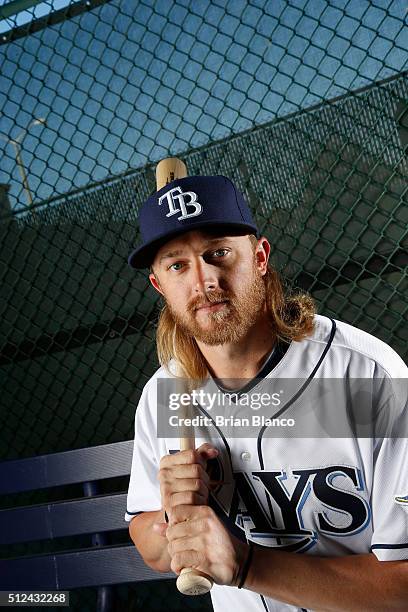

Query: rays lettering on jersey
(228, 466), (370, 552)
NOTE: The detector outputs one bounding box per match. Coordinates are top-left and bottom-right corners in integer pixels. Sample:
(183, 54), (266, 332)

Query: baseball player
(126, 175), (408, 611)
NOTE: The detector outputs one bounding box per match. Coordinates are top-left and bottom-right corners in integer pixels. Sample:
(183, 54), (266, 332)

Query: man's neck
(196, 314), (275, 389)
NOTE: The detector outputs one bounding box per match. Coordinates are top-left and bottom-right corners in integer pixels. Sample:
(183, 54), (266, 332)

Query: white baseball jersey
(126, 315), (408, 612)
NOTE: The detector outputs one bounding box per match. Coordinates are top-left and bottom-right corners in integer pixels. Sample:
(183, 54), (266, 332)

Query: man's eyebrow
(159, 250), (184, 263)
(204, 237), (231, 244)
(200, 236), (237, 248)
(159, 238), (234, 263)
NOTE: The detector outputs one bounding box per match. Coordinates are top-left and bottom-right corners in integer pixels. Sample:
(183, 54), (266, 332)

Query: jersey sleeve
(125, 381), (163, 522)
(370, 376), (408, 561)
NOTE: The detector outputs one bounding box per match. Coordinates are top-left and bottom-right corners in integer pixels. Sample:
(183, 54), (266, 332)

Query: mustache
(188, 290), (232, 312)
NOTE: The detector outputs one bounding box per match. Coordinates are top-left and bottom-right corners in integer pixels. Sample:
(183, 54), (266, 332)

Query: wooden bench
(0, 440), (173, 610)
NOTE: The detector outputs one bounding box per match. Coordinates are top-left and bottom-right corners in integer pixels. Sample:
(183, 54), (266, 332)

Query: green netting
(0, 1), (407, 610)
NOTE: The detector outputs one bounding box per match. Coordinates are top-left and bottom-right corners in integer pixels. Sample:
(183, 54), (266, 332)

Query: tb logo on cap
(158, 186), (203, 221)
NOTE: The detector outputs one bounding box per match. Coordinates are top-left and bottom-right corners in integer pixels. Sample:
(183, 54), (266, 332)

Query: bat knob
(176, 568), (213, 595)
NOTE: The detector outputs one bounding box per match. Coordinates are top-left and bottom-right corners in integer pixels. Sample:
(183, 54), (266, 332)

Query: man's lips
(194, 300), (228, 313)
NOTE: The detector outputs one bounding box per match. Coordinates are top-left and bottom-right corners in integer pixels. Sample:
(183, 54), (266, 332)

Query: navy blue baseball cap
(128, 175), (259, 268)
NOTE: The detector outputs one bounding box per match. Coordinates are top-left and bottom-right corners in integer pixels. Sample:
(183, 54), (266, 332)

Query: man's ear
(255, 237), (271, 275)
(149, 271), (164, 296)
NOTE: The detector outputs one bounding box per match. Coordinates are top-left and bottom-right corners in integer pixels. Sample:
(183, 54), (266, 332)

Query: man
(126, 174), (408, 611)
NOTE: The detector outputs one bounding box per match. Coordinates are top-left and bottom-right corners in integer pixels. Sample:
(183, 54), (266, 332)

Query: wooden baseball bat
(155, 158), (214, 596)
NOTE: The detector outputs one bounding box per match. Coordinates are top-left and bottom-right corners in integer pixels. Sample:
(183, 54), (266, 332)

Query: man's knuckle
(192, 464), (201, 478)
(161, 484), (170, 499)
(159, 467), (169, 482)
(198, 481), (207, 495)
(185, 450), (195, 463)
(173, 552), (182, 568)
(199, 467), (208, 483)
(171, 507), (181, 523)
(160, 455), (172, 469)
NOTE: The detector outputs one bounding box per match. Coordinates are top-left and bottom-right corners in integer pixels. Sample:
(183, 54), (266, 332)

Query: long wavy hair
(156, 236), (316, 380)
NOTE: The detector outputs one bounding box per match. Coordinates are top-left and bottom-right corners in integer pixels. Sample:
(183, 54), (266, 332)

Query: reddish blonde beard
(166, 263), (267, 346)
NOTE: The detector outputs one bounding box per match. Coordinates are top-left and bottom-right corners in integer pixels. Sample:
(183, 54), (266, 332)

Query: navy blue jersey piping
(257, 318), (337, 470)
(260, 594), (269, 610)
(371, 543), (408, 550)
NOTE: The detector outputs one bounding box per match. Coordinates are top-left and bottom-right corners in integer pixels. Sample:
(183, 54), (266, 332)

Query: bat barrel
(156, 158), (187, 190)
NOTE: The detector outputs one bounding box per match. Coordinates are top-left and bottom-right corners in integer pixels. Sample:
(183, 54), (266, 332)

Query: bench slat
(0, 544), (174, 589)
(0, 440), (133, 494)
(0, 493), (129, 544)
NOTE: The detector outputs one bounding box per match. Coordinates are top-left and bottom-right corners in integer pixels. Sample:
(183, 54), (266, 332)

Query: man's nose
(192, 258), (218, 294)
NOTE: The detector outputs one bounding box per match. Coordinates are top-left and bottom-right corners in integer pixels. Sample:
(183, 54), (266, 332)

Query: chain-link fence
(0, 1), (407, 610)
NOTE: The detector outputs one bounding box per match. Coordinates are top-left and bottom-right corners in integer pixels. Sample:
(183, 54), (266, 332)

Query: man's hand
(166, 504), (249, 586)
(153, 442), (249, 586)
(157, 443), (219, 520)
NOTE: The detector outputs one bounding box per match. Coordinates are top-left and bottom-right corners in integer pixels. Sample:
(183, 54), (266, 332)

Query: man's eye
(168, 262), (183, 271)
(212, 249), (228, 258)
